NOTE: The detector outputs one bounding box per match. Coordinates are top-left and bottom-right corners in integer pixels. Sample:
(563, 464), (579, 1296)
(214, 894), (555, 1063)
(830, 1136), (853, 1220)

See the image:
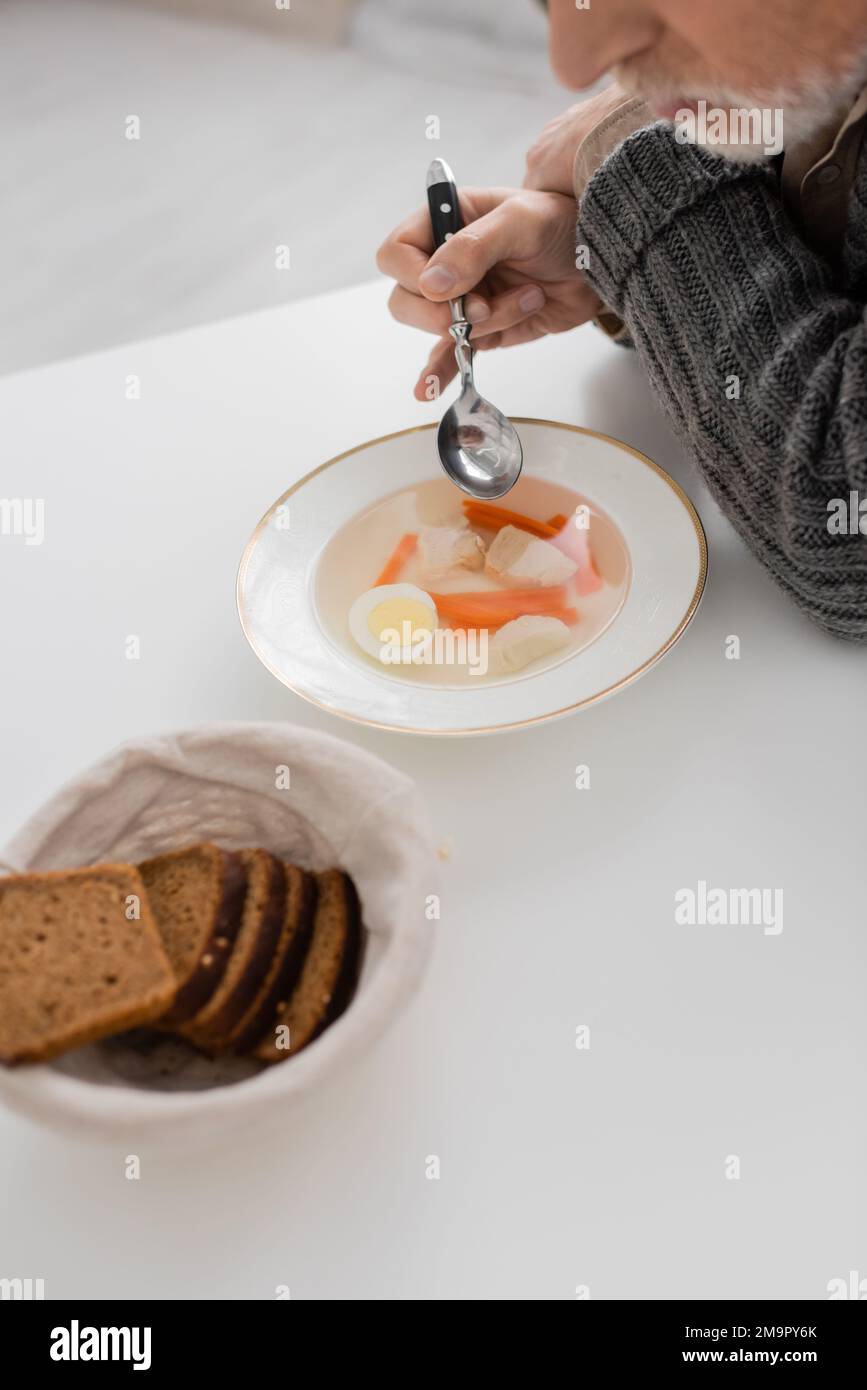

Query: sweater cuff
(577, 121), (776, 314)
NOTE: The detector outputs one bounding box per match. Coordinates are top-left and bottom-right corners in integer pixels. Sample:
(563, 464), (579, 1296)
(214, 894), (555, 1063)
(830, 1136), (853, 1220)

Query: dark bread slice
(0, 864), (175, 1066)
(225, 865), (318, 1053)
(138, 843), (247, 1026)
(181, 848), (287, 1049)
(252, 868), (363, 1064)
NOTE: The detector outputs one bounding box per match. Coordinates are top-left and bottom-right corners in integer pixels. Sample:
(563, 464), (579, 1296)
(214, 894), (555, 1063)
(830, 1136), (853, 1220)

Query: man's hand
(376, 187), (603, 399)
(524, 84), (630, 195)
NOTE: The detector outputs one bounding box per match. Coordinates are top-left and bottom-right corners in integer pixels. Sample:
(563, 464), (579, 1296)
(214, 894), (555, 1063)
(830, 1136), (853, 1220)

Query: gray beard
(616, 46), (867, 161)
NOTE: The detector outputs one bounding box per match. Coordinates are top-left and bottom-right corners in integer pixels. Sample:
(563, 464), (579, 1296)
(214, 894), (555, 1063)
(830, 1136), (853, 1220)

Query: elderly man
(377, 0), (867, 639)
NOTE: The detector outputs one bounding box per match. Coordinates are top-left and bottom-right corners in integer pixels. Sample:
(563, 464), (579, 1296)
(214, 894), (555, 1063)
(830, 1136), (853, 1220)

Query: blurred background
(0, 0), (576, 375)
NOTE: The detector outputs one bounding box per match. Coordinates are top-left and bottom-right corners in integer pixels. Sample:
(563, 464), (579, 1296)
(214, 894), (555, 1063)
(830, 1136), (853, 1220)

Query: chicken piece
(491, 615), (571, 674)
(485, 524), (577, 587)
(418, 522), (485, 580)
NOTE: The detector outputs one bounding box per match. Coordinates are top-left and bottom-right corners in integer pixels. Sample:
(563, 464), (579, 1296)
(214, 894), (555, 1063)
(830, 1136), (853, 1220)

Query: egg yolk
(367, 598), (434, 641)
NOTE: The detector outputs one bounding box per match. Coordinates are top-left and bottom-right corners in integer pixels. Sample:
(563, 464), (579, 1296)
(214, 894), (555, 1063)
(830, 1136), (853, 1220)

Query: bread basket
(0, 723), (438, 1138)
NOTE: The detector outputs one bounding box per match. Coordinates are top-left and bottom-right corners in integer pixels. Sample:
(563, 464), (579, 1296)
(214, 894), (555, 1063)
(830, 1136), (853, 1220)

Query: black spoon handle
(426, 159), (464, 251)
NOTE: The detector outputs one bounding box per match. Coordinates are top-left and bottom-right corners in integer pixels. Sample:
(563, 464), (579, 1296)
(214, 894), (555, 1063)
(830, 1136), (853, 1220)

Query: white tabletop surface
(0, 280), (864, 1300)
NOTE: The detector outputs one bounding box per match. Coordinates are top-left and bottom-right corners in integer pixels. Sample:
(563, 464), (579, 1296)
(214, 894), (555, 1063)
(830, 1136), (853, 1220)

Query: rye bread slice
(180, 848), (287, 1049)
(0, 864), (175, 1066)
(252, 868), (363, 1064)
(138, 843), (247, 1026)
(225, 865), (318, 1053)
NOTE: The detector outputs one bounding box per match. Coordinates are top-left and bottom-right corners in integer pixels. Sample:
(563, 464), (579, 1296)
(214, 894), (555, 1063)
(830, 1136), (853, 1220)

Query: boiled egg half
(348, 583), (438, 664)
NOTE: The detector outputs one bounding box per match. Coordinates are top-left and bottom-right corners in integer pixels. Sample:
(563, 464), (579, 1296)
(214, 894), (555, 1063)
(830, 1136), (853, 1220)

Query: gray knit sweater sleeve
(576, 122), (867, 640)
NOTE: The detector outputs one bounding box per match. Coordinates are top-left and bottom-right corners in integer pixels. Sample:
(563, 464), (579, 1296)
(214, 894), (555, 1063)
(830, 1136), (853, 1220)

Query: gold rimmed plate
(236, 419), (707, 736)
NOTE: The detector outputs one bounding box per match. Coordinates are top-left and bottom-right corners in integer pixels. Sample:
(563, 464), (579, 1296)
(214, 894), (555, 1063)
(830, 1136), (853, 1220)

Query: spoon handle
(425, 158), (471, 370)
(426, 158), (464, 248)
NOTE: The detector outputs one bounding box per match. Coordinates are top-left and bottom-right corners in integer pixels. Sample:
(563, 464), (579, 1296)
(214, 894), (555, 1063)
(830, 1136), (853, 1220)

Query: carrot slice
(463, 507), (557, 540)
(429, 586), (570, 611)
(461, 501), (558, 540)
(435, 598), (579, 629)
(374, 532), (417, 586)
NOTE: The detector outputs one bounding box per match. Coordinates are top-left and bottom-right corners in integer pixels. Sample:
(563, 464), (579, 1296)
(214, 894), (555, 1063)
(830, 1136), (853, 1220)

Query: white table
(0, 281), (864, 1300)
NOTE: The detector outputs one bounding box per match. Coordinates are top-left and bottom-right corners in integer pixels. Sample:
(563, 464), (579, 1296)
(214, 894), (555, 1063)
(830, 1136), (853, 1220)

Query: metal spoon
(426, 158), (523, 499)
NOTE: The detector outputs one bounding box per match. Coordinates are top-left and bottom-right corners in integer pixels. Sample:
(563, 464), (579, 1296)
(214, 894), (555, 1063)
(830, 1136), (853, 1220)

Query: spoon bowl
(437, 386), (523, 499)
(427, 159), (523, 498)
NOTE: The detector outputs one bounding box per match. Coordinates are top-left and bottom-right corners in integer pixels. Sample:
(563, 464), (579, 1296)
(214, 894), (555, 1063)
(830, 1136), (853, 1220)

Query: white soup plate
(237, 419), (707, 736)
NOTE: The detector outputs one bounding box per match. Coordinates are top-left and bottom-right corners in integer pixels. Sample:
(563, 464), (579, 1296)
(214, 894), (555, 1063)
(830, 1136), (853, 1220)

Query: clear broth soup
(315, 476), (631, 688)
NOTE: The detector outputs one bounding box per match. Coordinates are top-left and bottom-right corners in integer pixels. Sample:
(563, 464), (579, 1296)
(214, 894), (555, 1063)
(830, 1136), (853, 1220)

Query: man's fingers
(469, 282), (546, 338)
(412, 337), (458, 401)
(408, 279), (555, 397)
(377, 187), (584, 397)
(475, 319), (550, 352)
(376, 206), (433, 293)
(417, 195), (548, 302)
(388, 284), (492, 335)
(376, 188), (522, 294)
(389, 279), (545, 337)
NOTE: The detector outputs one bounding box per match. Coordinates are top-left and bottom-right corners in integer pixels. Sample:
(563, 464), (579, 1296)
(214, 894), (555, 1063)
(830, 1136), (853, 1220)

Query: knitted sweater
(576, 122), (867, 641)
